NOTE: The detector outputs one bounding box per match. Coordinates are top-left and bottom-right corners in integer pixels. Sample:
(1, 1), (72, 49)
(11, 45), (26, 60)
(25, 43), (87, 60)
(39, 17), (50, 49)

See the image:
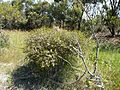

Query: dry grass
(0, 30), (29, 73)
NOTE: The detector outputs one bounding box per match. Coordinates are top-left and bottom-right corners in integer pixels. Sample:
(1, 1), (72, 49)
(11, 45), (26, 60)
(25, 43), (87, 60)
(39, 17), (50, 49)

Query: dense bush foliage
(0, 32), (9, 49)
(22, 28), (95, 89)
(25, 28), (94, 69)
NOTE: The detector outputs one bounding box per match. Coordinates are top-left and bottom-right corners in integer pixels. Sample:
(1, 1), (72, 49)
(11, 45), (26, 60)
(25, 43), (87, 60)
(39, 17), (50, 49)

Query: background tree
(0, 0), (120, 34)
(102, 0), (120, 36)
(0, 2), (25, 29)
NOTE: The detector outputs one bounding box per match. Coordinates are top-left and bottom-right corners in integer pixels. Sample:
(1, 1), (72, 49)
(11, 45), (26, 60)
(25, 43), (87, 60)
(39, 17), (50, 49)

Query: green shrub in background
(99, 43), (120, 53)
(25, 28), (94, 69)
(0, 32), (9, 49)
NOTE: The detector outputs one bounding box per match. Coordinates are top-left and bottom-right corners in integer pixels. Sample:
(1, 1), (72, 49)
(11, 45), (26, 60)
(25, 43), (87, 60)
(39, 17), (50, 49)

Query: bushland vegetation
(0, 0), (120, 90)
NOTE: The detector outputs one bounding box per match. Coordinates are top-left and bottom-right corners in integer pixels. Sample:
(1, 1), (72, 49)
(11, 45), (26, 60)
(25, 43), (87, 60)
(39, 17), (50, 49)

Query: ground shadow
(10, 62), (65, 90)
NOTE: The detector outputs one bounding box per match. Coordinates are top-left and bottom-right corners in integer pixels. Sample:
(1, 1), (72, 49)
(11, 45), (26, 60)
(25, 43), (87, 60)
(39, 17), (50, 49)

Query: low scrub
(25, 28), (94, 69)
(23, 28), (95, 89)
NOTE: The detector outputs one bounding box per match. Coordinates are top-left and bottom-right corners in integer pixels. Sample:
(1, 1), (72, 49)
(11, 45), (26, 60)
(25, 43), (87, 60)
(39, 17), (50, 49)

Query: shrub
(23, 28), (95, 89)
(0, 32), (9, 49)
(25, 28), (94, 69)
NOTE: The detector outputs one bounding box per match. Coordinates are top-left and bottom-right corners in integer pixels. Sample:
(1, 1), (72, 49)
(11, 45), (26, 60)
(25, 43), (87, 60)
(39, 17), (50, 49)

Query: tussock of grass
(0, 30), (29, 73)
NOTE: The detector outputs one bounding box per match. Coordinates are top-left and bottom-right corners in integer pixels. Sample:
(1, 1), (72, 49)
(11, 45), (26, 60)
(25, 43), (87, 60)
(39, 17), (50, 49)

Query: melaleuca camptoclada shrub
(25, 28), (94, 69)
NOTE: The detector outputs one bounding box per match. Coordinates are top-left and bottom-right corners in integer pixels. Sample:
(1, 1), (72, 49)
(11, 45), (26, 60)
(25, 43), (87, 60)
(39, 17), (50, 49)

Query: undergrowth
(0, 28), (119, 90)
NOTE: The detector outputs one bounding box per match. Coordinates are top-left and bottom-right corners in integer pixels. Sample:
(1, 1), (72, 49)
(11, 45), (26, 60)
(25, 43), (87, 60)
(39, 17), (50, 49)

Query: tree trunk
(62, 20), (64, 28)
(77, 10), (84, 30)
(111, 25), (115, 37)
(108, 24), (115, 37)
(59, 20), (62, 28)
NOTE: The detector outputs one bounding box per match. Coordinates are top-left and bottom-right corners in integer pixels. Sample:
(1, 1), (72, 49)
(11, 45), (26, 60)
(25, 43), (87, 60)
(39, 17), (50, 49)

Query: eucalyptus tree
(101, 0), (120, 36)
(84, 0), (120, 36)
(53, 0), (103, 30)
(25, 1), (54, 29)
(0, 1), (25, 29)
(51, 0), (67, 28)
(53, 0), (83, 29)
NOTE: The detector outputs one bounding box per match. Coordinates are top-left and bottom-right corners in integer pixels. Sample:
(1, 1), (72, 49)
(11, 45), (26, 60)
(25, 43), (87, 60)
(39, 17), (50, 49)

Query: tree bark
(108, 24), (115, 37)
(77, 10), (84, 30)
